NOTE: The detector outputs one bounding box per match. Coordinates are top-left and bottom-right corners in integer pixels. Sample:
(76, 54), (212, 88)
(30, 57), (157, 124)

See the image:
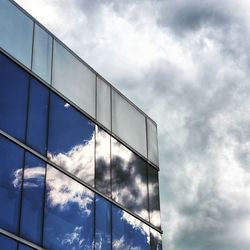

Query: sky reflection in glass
(0, 136), (24, 233)
(95, 196), (111, 250)
(48, 93), (95, 186)
(112, 206), (150, 250)
(20, 152), (45, 245)
(150, 229), (162, 250)
(95, 127), (111, 197)
(111, 138), (149, 221)
(43, 166), (94, 250)
(148, 167), (161, 228)
(0, 234), (17, 250)
(0, 52), (29, 142)
(26, 78), (49, 156)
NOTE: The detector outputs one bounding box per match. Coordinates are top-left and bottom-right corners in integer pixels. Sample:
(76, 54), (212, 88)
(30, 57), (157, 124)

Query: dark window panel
(0, 136), (24, 233)
(95, 195), (111, 250)
(148, 167), (161, 228)
(111, 138), (149, 221)
(112, 206), (150, 250)
(20, 152), (46, 245)
(18, 243), (35, 250)
(43, 166), (94, 250)
(150, 229), (162, 250)
(47, 93), (95, 186)
(0, 234), (18, 250)
(95, 127), (111, 197)
(26, 78), (49, 156)
(0, 52), (29, 142)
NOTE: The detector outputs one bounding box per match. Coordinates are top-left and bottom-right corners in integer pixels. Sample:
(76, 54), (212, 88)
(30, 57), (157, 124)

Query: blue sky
(15, 0), (250, 249)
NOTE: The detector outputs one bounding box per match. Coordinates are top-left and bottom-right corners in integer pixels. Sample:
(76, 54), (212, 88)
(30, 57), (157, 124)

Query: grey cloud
(14, 0), (250, 249)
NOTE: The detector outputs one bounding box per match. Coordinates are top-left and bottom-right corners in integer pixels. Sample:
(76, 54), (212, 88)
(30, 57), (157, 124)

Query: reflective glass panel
(147, 118), (159, 166)
(95, 127), (111, 197)
(19, 243), (35, 250)
(52, 41), (96, 117)
(95, 196), (111, 250)
(111, 138), (149, 221)
(112, 90), (147, 157)
(0, 0), (33, 68)
(0, 136), (24, 233)
(20, 152), (45, 245)
(0, 52), (29, 142)
(112, 206), (150, 250)
(150, 229), (162, 250)
(148, 167), (161, 228)
(26, 78), (49, 156)
(0, 234), (17, 250)
(43, 166), (94, 250)
(32, 24), (52, 83)
(97, 77), (111, 129)
(48, 93), (95, 186)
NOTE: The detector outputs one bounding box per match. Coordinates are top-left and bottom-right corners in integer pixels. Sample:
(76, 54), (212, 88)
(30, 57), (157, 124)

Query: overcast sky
(15, 0), (250, 249)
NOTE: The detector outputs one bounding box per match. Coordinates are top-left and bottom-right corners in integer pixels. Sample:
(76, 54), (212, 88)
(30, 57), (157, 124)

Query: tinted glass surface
(20, 153), (45, 245)
(0, 234), (18, 250)
(32, 24), (52, 83)
(52, 41), (96, 117)
(111, 138), (149, 221)
(148, 167), (161, 228)
(43, 166), (94, 250)
(26, 78), (49, 156)
(0, 0), (33, 68)
(150, 229), (162, 250)
(19, 243), (35, 250)
(112, 90), (147, 157)
(0, 52), (29, 142)
(48, 93), (95, 186)
(97, 77), (111, 130)
(112, 206), (150, 250)
(95, 196), (111, 250)
(0, 136), (24, 233)
(95, 127), (111, 197)
(147, 118), (159, 166)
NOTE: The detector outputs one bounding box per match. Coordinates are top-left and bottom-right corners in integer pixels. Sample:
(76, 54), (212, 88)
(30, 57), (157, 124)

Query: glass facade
(0, 1), (162, 249)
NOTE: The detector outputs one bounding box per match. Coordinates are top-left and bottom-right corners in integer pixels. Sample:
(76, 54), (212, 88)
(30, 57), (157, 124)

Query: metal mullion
(0, 130), (163, 234)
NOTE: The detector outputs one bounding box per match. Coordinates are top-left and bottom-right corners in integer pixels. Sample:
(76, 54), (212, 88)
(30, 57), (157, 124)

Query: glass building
(0, 0), (162, 249)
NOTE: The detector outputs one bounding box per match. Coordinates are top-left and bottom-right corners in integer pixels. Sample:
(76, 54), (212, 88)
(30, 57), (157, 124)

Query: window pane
(150, 229), (162, 250)
(111, 138), (149, 221)
(112, 90), (147, 157)
(95, 127), (111, 197)
(95, 196), (111, 250)
(97, 77), (111, 129)
(52, 41), (96, 118)
(148, 167), (161, 228)
(26, 78), (49, 156)
(0, 136), (24, 233)
(0, 0), (33, 68)
(32, 24), (52, 83)
(112, 206), (150, 250)
(147, 118), (159, 166)
(19, 244), (35, 250)
(43, 166), (94, 250)
(20, 152), (45, 245)
(0, 52), (29, 142)
(0, 234), (18, 250)
(48, 93), (95, 186)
